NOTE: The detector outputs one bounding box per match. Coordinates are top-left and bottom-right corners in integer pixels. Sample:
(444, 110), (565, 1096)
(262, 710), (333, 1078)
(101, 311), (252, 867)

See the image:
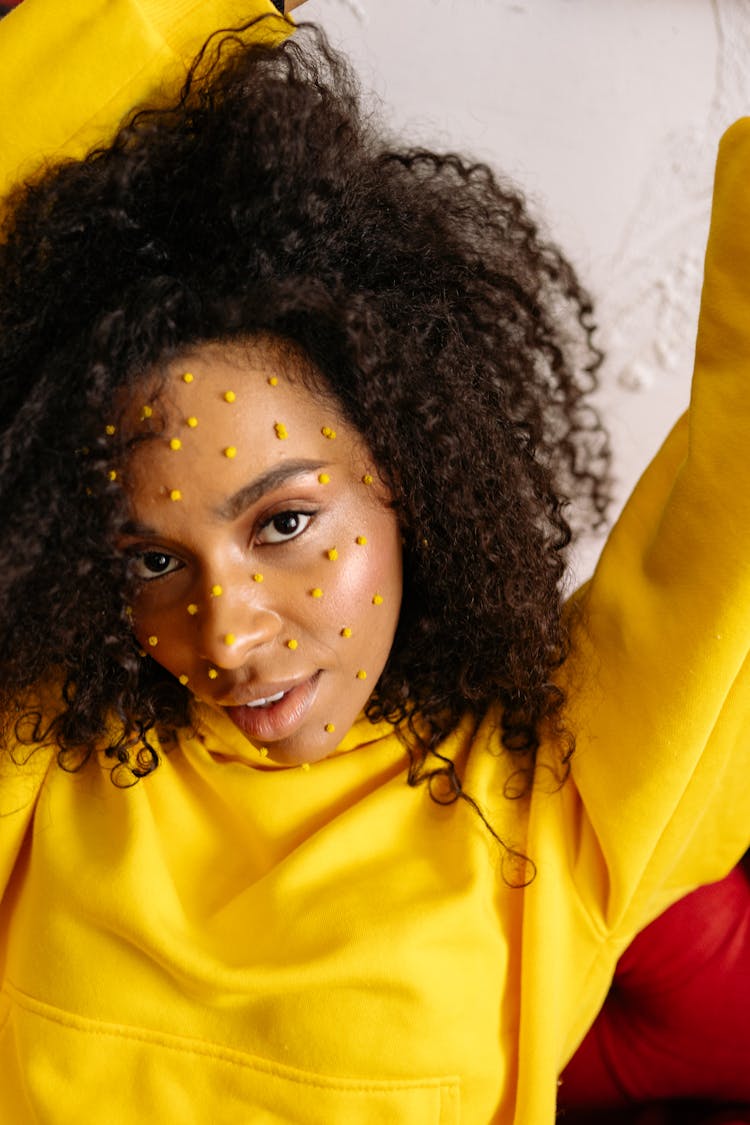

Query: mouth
(223, 671), (322, 743)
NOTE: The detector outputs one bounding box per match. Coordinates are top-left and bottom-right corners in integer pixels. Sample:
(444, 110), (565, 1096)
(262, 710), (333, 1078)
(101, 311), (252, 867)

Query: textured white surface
(302, 0), (750, 577)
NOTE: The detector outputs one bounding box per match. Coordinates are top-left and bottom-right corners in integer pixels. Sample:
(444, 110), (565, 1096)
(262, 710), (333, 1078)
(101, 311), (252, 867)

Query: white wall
(302, 0), (750, 578)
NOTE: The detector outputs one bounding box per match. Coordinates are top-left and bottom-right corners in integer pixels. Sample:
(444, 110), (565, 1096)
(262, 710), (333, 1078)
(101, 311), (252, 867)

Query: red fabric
(559, 862), (750, 1110)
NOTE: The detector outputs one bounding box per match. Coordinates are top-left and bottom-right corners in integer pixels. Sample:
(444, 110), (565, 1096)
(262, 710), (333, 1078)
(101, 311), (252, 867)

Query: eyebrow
(215, 458), (329, 521)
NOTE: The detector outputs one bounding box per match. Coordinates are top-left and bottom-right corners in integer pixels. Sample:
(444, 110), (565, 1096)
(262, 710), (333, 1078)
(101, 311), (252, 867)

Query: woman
(0, 2), (747, 1121)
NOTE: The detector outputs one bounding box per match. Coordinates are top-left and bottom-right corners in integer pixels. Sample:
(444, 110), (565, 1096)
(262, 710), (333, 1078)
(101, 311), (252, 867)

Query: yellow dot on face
(253, 573), (264, 583)
(356, 669), (367, 680)
(148, 635), (159, 647)
(178, 674), (189, 686)
(286, 639), (298, 650)
(223, 390), (236, 403)
(141, 405), (153, 421)
(182, 372), (194, 384)
(301, 762), (311, 772)
(211, 585), (223, 597)
(326, 548), (338, 561)
(224, 633), (236, 646)
(108, 469), (118, 481)
(186, 416), (199, 428)
(223, 446), (237, 459)
(274, 422), (288, 440)
(372, 594), (383, 605)
(324, 723), (335, 733)
(208, 668), (218, 680)
(362, 474), (374, 486)
(187, 603), (198, 615)
(105, 424), (116, 435)
(318, 473), (330, 485)
(169, 489), (182, 501)
(169, 438), (182, 451)
(321, 427), (336, 440)
(355, 536), (367, 546)
(268, 376), (278, 386)
(340, 627), (352, 638)
(310, 587), (323, 599)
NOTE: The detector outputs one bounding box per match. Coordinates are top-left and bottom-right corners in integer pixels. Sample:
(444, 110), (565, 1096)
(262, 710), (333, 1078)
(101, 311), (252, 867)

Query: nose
(195, 574), (283, 670)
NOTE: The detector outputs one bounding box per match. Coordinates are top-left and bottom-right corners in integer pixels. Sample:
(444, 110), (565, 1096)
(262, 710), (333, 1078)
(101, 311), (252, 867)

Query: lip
(223, 671), (322, 742)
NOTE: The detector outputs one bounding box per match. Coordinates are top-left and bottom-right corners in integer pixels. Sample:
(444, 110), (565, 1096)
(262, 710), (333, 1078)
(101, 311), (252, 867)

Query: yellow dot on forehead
(372, 593), (383, 605)
(355, 536), (367, 546)
(178, 674), (189, 686)
(326, 548), (338, 561)
(105, 424), (116, 435)
(286, 639), (298, 650)
(211, 584), (223, 597)
(224, 633), (236, 646)
(169, 489), (182, 501)
(274, 422), (288, 440)
(321, 427), (336, 440)
(148, 635), (159, 647)
(318, 473), (330, 485)
(310, 587), (323, 599)
(268, 376), (278, 386)
(324, 723), (335, 733)
(187, 603), (198, 615)
(141, 405), (153, 420)
(340, 627), (352, 638)
(223, 446), (238, 459)
(186, 416), (199, 428)
(356, 669), (367, 680)
(108, 469), (118, 481)
(208, 668), (218, 679)
(223, 390), (236, 403)
(169, 438), (182, 451)
(362, 474), (374, 486)
(182, 372), (194, 384)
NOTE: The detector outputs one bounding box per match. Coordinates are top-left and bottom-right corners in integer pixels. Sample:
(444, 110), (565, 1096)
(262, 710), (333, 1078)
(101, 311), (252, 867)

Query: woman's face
(120, 340), (403, 765)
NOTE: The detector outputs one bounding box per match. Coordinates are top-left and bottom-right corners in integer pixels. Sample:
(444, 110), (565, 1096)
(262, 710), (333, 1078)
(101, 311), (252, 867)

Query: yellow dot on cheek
(223, 446), (237, 459)
(211, 585), (223, 597)
(223, 390), (236, 403)
(356, 669), (367, 680)
(355, 536), (367, 546)
(372, 594), (383, 605)
(169, 489), (182, 502)
(169, 438), (182, 451)
(186, 416), (199, 428)
(208, 668), (218, 680)
(187, 603), (198, 615)
(362, 474), (374, 486)
(321, 427), (336, 440)
(182, 372), (194, 383)
(253, 573), (264, 583)
(324, 723), (335, 733)
(318, 473), (330, 485)
(178, 674), (189, 686)
(268, 376), (278, 387)
(326, 548), (338, 561)
(224, 633), (236, 646)
(340, 627), (352, 638)
(148, 635), (159, 647)
(274, 422), (288, 440)
(286, 639), (298, 650)
(310, 587), (323, 599)
(141, 405), (153, 421)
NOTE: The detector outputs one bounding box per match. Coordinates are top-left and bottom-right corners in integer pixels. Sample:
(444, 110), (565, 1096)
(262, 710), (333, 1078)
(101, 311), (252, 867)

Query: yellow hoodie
(0, 3), (748, 1122)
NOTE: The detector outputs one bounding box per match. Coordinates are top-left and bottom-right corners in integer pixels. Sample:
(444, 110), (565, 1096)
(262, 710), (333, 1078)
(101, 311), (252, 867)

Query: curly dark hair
(0, 18), (610, 810)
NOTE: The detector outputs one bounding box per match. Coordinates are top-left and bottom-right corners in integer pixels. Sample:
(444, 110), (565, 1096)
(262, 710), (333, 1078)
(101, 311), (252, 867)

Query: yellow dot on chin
(178, 674), (189, 686)
(340, 627), (352, 638)
(141, 405), (153, 420)
(224, 446), (237, 459)
(326, 548), (338, 561)
(274, 422), (288, 440)
(286, 639), (299, 650)
(211, 585), (223, 597)
(105, 424), (116, 435)
(148, 635), (159, 647)
(372, 594), (383, 605)
(318, 473), (330, 485)
(224, 633), (236, 646)
(108, 470), (118, 481)
(356, 669), (367, 680)
(208, 668), (218, 680)
(362, 474), (374, 486)
(310, 587), (323, 599)
(253, 573), (264, 583)
(169, 489), (182, 502)
(187, 603), (198, 615)
(182, 372), (194, 384)
(169, 438), (182, 451)
(355, 536), (367, 546)
(268, 376), (279, 386)
(324, 723), (335, 733)
(223, 390), (236, 403)
(186, 416), (199, 428)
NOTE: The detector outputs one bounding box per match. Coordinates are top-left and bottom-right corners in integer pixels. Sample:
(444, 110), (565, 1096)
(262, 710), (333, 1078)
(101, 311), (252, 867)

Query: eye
(130, 550), (183, 581)
(257, 510), (313, 545)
